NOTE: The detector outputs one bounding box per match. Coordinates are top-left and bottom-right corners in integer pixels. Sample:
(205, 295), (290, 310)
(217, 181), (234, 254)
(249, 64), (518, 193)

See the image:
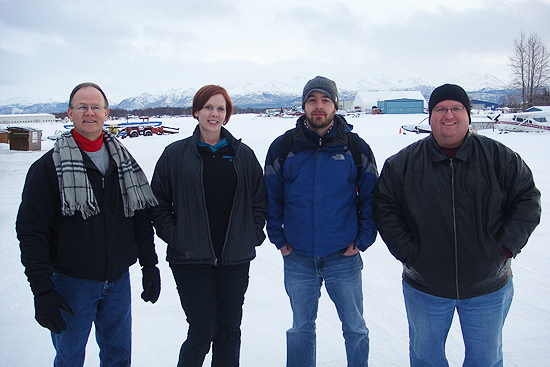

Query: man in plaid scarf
(16, 82), (160, 367)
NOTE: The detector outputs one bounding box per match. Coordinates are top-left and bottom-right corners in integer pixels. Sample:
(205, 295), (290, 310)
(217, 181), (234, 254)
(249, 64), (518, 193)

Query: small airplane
(284, 106), (304, 117)
(493, 106), (550, 133)
(401, 113), (498, 134)
(401, 117), (431, 134)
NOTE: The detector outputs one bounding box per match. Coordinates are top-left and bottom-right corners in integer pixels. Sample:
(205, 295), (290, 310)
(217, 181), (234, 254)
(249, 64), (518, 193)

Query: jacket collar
(192, 124), (241, 149)
(295, 114), (350, 147)
(428, 131), (472, 162)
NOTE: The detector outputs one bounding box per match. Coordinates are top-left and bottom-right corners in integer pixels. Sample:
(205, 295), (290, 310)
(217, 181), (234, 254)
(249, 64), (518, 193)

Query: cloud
(1, 0), (549, 100)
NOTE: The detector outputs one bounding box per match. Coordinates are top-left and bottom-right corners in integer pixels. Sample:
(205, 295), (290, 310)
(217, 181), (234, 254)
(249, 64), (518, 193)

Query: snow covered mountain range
(0, 74), (510, 114)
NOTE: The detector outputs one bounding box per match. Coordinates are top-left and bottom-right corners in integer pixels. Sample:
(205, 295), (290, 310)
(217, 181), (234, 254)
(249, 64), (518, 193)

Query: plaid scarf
(52, 130), (158, 219)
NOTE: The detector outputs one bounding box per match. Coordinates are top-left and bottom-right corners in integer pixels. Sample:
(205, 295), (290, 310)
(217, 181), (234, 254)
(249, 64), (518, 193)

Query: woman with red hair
(151, 85), (267, 367)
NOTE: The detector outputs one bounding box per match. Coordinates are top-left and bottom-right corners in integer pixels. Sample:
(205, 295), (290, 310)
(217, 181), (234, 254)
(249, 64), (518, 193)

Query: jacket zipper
(102, 164), (115, 282)
(450, 159), (460, 299)
(100, 170), (107, 281)
(90, 160), (107, 281)
(195, 143), (217, 266)
(220, 142), (241, 265)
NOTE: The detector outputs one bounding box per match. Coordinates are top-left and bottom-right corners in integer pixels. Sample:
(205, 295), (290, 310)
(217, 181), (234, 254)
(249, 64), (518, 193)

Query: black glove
(141, 265), (160, 303)
(34, 290), (74, 334)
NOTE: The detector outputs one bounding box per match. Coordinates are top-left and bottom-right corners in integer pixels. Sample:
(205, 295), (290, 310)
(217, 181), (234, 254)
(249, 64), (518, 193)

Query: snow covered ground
(1, 112), (548, 366)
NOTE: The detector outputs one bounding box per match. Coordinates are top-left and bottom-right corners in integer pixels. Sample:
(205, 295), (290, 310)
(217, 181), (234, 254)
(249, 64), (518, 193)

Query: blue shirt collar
(198, 137), (229, 153)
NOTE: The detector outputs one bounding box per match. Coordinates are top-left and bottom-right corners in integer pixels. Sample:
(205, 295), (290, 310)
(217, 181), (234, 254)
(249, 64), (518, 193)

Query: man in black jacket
(373, 84), (541, 367)
(16, 82), (161, 367)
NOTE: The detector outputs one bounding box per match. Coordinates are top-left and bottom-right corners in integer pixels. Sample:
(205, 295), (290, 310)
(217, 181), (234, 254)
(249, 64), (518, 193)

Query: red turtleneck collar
(72, 130), (104, 152)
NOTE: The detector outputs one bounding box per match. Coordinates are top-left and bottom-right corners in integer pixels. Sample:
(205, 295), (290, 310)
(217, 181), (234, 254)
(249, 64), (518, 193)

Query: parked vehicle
(118, 125), (179, 138)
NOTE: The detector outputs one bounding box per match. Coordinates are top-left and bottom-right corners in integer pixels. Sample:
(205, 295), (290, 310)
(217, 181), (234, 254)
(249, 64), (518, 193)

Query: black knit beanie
(429, 84), (471, 123)
(302, 76), (339, 110)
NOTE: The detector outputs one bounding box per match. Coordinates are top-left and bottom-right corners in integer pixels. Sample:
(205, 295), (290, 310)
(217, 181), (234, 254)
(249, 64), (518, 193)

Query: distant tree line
(54, 106), (266, 120)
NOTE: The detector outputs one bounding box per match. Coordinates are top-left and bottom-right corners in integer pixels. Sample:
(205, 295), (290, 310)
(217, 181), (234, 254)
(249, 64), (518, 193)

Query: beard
(305, 109), (336, 131)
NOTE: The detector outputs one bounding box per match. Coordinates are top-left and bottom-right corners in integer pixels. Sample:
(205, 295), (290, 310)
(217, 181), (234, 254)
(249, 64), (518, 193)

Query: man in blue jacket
(264, 76), (378, 367)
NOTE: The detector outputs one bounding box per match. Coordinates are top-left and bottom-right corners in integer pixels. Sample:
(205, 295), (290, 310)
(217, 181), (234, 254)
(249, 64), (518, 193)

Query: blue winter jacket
(264, 114), (378, 257)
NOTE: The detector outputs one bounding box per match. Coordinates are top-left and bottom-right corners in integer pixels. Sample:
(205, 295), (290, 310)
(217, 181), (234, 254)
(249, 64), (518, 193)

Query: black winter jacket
(151, 126), (267, 266)
(16, 149), (158, 297)
(373, 132), (541, 299)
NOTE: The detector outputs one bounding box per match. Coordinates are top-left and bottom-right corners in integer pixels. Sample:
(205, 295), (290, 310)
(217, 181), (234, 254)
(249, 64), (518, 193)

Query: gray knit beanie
(302, 76), (339, 110)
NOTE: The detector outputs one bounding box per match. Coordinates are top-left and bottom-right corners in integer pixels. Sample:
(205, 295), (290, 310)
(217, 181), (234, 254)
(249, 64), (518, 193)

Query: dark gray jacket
(151, 126), (267, 265)
(373, 132), (541, 299)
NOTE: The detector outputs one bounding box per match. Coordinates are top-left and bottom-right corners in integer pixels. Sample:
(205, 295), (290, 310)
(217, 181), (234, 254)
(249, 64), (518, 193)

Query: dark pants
(170, 262), (250, 367)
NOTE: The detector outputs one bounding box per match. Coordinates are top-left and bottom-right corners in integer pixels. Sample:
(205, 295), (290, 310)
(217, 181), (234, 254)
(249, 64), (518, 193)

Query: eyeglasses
(432, 106), (466, 115)
(71, 104), (106, 113)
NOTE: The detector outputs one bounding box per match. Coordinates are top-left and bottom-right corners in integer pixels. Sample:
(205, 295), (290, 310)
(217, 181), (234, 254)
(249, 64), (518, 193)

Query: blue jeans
(283, 250), (369, 367)
(403, 279), (514, 367)
(51, 271), (132, 367)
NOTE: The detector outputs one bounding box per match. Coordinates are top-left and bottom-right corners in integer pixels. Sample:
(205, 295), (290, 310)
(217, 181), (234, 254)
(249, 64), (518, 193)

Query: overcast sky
(1, 0), (549, 102)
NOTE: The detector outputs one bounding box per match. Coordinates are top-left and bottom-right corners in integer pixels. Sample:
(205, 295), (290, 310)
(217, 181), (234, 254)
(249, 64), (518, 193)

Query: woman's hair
(69, 82), (109, 108)
(192, 85), (233, 124)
